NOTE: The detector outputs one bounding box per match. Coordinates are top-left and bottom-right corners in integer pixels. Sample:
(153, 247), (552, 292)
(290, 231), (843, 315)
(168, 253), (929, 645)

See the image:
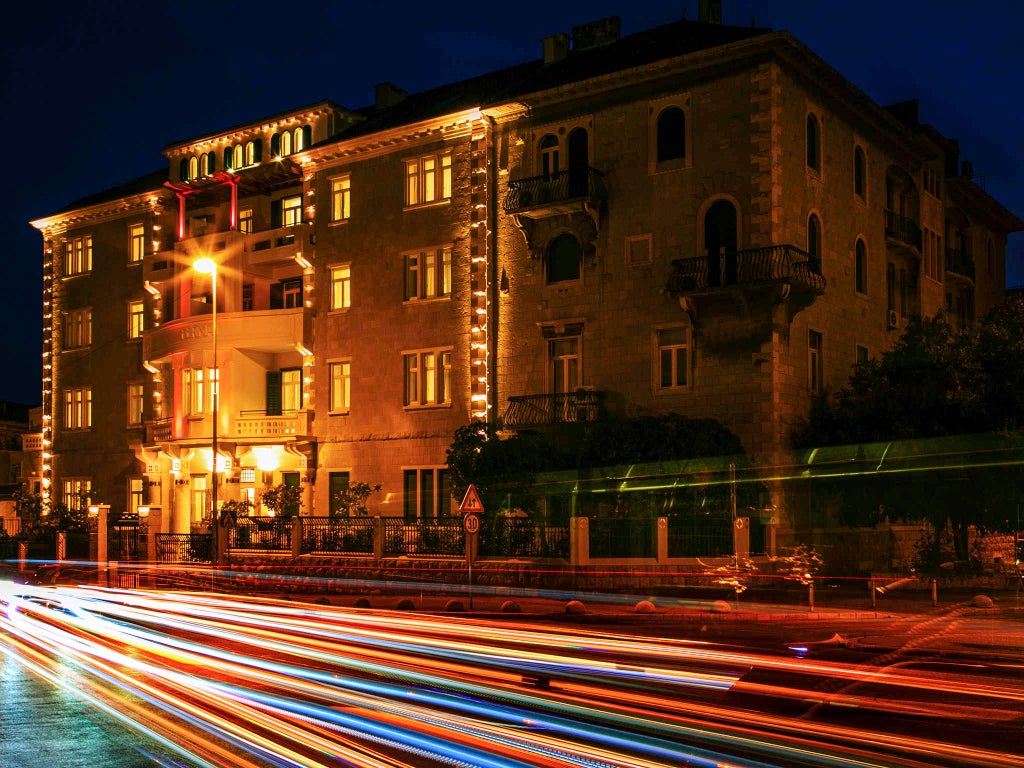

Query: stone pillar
(18, 541), (27, 572)
(373, 516), (385, 559)
(56, 531), (67, 562)
(570, 517), (590, 566)
(657, 518), (668, 561)
(93, 504), (110, 586)
(291, 516), (303, 558)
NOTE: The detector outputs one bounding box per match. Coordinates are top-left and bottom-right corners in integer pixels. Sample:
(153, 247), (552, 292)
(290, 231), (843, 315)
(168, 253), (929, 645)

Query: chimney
(571, 16), (621, 51)
(542, 32), (570, 64)
(699, 0), (723, 23)
(375, 82), (406, 110)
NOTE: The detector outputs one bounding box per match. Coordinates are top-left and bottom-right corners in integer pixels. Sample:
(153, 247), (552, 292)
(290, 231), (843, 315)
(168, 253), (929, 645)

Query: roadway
(1, 580), (1022, 768)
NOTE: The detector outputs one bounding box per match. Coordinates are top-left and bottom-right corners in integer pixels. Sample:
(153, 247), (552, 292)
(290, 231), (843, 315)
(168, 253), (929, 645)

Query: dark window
(807, 114), (820, 171)
(855, 239), (867, 294)
(854, 146), (866, 198)
(265, 371), (282, 416)
(328, 472), (350, 515)
(546, 233), (581, 283)
(807, 214), (821, 260)
(656, 106), (686, 162)
(704, 200), (738, 287)
(567, 128), (589, 197)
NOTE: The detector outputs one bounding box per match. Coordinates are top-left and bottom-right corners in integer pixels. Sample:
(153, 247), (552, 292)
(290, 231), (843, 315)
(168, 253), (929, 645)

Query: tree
(259, 484), (303, 519)
(330, 482), (382, 517)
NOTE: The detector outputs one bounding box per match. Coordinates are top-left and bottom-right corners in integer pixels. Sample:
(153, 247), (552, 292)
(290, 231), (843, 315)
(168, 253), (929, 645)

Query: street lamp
(193, 257), (219, 525)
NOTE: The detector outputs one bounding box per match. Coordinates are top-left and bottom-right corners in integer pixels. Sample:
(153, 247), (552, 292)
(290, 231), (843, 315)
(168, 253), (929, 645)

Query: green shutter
(270, 199), (282, 228)
(270, 133), (280, 157)
(252, 139), (262, 163)
(223, 148), (233, 170)
(266, 371), (282, 416)
(300, 125), (312, 148)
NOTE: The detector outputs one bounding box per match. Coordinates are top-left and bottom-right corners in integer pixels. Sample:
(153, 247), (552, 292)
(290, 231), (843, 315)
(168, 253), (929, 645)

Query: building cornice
(30, 190), (163, 236)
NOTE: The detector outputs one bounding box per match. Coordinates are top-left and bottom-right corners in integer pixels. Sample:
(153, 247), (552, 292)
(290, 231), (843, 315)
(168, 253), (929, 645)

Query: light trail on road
(1, 582), (1021, 768)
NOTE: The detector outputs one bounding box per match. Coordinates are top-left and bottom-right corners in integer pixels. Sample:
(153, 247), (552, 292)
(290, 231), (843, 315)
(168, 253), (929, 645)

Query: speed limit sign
(463, 513), (480, 534)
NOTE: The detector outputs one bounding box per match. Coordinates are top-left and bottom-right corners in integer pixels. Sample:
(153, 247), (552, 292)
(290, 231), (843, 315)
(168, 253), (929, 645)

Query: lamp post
(193, 257), (218, 527)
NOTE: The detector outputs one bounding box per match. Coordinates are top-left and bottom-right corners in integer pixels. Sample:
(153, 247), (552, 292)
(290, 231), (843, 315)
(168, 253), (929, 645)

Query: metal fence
(155, 533), (214, 563)
(383, 518), (464, 557)
(666, 528), (735, 558)
(230, 517), (292, 551)
(479, 517), (570, 559)
(589, 517), (657, 559)
(301, 517), (374, 555)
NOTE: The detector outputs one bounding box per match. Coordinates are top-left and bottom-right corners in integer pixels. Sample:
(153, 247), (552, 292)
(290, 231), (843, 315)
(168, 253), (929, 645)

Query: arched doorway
(704, 199), (738, 286)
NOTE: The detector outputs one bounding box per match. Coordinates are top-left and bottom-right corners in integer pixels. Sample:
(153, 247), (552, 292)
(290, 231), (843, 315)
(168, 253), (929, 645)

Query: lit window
(184, 368), (204, 416)
(62, 479), (91, 511)
(191, 475), (208, 523)
(404, 246), (452, 300)
(293, 126), (306, 152)
(282, 277), (303, 308)
(331, 175), (351, 222)
(128, 300), (145, 339)
(405, 153), (452, 207)
(188, 156), (199, 180)
(808, 330), (823, 394)
(330, 360), (351, 413)
(128, 477), (144, 515)
(281, 369), (302, 412)
(232, 145), (243, 169)
(655, 326), (689, 390)
(129, 224), (145, 263)
(403, 349), (452, 407)
(281, 130), (293, 157)
(64, 387), (92, 429)
(245, 140), (259, 166)
(549, 337), (579, 394)
(330, 265), (351, 310)
(128, 383), (144, 426)
(66, 235), (93, 275)
(403, 468), (450, 521)
(282, 195), (302, 227)
(239, 209), (254, 234)
(65, 308), (92, 349)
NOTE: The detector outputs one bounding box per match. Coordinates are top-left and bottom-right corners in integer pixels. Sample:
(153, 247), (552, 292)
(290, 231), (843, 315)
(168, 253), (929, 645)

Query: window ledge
(328, 219), (350, 227)
(403, 296), (451, 306)
(402, 199), (452, 213)
(403, 403), (452, 411)
(328, 410), (350, 417)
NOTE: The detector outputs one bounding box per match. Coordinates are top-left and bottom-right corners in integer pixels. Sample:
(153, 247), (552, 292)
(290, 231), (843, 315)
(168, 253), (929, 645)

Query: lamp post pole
(194, 258), (219, 538)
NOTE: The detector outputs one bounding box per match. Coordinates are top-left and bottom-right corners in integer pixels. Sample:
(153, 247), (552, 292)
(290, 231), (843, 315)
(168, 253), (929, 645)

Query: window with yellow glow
(330, 265), (351, 310)
(331, 176), (351, 222)
(129, 224), (145, 263)
(403, 348), (452, 407)
(404, 153), (452, 207)
(404, 246), (452, 300)
(329, 360), (351, 413)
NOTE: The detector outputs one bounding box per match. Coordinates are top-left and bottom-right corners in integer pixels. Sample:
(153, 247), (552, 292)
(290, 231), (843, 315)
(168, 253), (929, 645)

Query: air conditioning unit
(887, 309), (900, 329)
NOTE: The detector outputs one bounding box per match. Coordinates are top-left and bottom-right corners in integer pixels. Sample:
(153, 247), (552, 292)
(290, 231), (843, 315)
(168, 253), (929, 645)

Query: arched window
(233, 144), (243, 169)
(200, 152), (215, 176)
(546, 233), (581, 284)
(245, 140), (261, 166)
(855, 238), (867, 294)
(807, 214), (822, 261)
(281, 130), (293, 157)
(854, 146), (866, 198)
(540, 134), (560, 178)
(806, 114), (821, 171)
(294, 126), (307, 152)
(188, 155), (199, 181)
(704, 199), (738, 287)
(656, 106), (686, 162)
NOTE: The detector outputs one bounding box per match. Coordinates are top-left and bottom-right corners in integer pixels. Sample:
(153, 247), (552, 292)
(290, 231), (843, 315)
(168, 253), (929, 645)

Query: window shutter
(266, 371), (282, 416)
(206, 152), (216, 173)
(300, 125), (312, 148)
(270, 199), (282, 228)
(252, 139), (262, 163)
(179, 158), (189, 181)
(223, 147), (233, 170)
(270, 133), (281, 157)
(269, 281), (283, 309)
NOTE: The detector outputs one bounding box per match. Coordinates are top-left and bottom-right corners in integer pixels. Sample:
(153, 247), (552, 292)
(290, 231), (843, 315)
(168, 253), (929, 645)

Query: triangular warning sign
(459, 484), (485, 514)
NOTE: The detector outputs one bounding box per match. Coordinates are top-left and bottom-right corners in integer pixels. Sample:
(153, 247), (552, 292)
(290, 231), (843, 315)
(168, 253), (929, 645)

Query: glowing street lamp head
(194, 256), (217, 274)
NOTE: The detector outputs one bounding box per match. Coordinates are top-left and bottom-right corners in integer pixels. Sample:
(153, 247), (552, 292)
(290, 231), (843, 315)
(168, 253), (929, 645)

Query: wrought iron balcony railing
(502, 390), (605, 428)
(884, 209), (922, 250)
(503, 168), (606, 214)
(944, 248), (975, 282)
(664, 244), (826, 295)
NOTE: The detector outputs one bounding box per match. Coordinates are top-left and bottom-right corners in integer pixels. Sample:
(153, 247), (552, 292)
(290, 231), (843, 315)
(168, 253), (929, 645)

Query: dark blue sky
(3, 0), (1021, 406)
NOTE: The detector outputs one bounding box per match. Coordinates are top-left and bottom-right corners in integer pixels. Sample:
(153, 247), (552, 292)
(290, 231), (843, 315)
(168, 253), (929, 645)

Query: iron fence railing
(383, 519), (464, 557)
(155, 533), (214, 563)
(666, 528), (735, 558)
(666, 244), (825, 295)
(230, 516), (292, 551)
(301, 517), (374, 555)
(502, 390), (605, 428)
(503, 168), (606, 213)
(884, 209), (922, 249)
(478, 517), (570, 559)
(588, 517), (657, 559)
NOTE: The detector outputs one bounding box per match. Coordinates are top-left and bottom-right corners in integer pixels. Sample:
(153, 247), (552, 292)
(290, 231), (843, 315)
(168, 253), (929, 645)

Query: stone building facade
(29, 14), (1021, 534)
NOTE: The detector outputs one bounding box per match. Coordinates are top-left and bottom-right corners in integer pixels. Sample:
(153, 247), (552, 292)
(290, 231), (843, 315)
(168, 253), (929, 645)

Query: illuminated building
(30, 11), (1022, 534)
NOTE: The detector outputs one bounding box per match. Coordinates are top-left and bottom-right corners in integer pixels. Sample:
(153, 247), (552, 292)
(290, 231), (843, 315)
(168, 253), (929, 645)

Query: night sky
(3, 0), (1021, 406)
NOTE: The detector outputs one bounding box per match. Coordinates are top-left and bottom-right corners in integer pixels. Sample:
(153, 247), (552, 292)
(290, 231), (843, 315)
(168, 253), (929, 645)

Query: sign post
(459, 484), (485, 609)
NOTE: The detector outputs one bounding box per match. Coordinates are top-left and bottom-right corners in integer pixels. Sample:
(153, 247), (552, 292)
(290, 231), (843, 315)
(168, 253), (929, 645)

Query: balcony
(235, 411), (309, 439)
(502, 391), (605, 429)
(244, 225), (307, 268)
(144, 307), (311, 362)
(884, 209), (922, 251)
(945, 248), (975, 283)
(144, 411), (310, 445)
(665, 245), (826, 297)
(503, 168), (606, 216)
